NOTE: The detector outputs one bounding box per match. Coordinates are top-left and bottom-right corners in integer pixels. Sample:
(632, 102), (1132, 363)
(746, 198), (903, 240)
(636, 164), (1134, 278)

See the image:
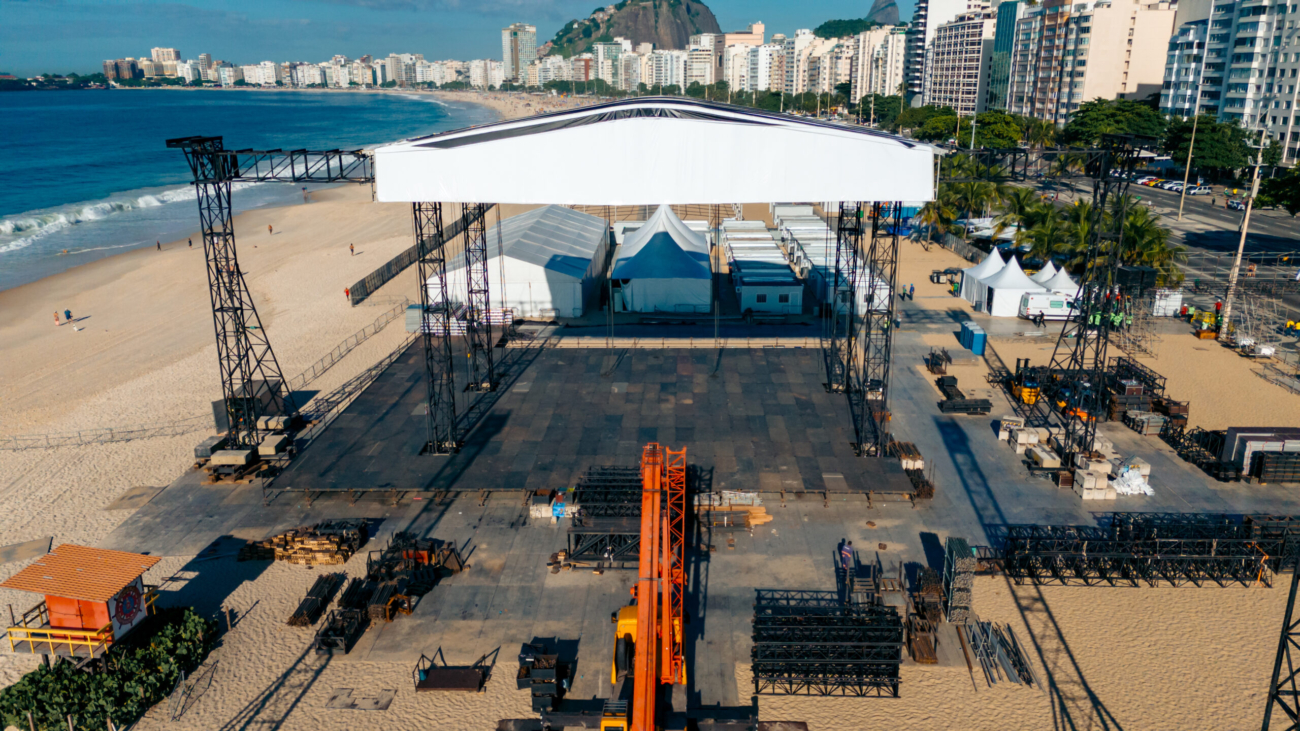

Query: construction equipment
(1010, 359), (1040, 405)
(605, 443), (687, 731)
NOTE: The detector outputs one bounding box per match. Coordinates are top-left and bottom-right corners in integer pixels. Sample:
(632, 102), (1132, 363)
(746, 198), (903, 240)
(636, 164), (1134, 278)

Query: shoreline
(0, 88), (531, 295)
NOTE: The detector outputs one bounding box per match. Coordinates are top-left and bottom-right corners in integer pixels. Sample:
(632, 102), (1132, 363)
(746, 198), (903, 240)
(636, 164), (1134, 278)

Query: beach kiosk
(3, 544), (160, 659)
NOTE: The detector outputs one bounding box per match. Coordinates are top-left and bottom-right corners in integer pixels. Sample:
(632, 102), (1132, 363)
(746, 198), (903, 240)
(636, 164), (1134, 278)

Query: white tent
(439, 205), (609, 319)
(979, 256), (1046, 317)
(372, 97), (934, 205)
(1029, 261), (1057, 285)
(959, 249), (1005, 306)
(610, 205), (712, 313)
(1042, 267), (1080, 297)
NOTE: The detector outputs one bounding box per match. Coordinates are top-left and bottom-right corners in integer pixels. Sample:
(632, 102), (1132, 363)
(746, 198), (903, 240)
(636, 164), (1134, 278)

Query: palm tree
(993, 187), (1047, 249)
(951, 181), (998, 236)
(916, 188), (959, 243)
(1119, 205), (1187, 286)
(1026, 213), (1069, 265)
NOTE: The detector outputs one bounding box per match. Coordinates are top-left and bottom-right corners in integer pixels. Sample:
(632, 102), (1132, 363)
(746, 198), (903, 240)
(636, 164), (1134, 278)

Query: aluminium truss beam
(165, 137), (374, 183)
(827, 202), (862, 398)
(567, 530), (640, 563)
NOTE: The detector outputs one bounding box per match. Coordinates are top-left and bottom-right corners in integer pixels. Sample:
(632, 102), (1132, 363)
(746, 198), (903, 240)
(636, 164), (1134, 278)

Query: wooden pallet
(288, 573), (344, 627)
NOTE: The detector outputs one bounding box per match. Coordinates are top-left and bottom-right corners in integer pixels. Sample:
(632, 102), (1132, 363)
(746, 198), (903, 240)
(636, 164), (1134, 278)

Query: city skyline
(0, 0), (914, 77)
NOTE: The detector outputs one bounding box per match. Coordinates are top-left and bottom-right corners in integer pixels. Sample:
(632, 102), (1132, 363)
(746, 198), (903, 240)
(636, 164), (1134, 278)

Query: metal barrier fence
(939, 233), (986, 264)
(0, 416), (211, 452)
(511, 337), (821, 350)
(286, 298), (409, 392)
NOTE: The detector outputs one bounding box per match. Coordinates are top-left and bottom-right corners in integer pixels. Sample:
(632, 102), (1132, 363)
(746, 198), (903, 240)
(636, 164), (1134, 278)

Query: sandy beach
(0, 95), (1295, 729)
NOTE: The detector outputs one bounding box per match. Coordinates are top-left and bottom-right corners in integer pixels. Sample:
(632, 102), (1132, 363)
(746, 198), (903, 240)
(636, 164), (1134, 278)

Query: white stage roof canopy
(373, 97), (935, 205)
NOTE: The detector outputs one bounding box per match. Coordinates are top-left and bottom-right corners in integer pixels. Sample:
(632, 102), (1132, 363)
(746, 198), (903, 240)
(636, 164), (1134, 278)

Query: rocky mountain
(546, 0), (722, 58)
(866, 0), (902, 26)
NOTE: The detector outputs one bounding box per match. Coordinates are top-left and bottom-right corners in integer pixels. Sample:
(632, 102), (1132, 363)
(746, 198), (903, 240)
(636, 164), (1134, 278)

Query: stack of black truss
(1002, 513), (1300, 587)
(573, 466), (643, 518)
(751, 589), (902, 697)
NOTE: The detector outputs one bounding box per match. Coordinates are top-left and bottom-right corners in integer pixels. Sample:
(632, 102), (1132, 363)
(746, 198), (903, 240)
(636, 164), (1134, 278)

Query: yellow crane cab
(600, 699), (629, 731)
(611, 604), (638, 684)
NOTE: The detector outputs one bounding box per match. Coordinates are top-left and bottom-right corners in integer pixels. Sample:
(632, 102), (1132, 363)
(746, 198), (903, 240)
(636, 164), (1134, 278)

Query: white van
(1019, 292), (1078, 320)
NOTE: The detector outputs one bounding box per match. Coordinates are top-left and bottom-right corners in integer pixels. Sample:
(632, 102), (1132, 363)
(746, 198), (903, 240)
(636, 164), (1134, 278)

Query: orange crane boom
(631, 443), (663, 731)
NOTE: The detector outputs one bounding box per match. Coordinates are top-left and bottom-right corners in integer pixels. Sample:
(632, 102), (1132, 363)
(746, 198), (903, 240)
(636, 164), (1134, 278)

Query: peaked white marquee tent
(1029, 261), (1057, 285)
(1043, 267), (1080, 297)
(440, 205), (609, 318)
(959, 249), (1005, 307)
(979, 256), (1046, 317)
(610, 205), (712, 313)
(371, 97), (935, 205)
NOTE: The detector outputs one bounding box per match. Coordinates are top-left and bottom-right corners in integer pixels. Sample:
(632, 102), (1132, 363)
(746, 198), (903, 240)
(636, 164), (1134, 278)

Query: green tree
(1258, 170), (1300, 216)
(813, 17), (880, 38)
(916, 188), (959, 242)
(1163, 115), (1250, 177)
(994, 187), (1050, 249)
(859, 94), (902, 127)
(1058, 98), (1165, 147)
(894, 105), (954, 132)
(1263, 139), (1283, 167)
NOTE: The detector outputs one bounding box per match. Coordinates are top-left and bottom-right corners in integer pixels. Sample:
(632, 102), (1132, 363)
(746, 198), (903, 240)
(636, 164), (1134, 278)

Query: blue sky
(0, 0), (912, 76)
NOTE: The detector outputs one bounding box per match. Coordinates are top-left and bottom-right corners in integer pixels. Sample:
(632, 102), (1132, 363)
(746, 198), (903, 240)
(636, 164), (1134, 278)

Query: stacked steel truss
(826, 202), (902, 457)
(574, 467), (643, 517)
(567, 521), (640, 563)
(751, 589), (902, 697)
(461, 202), (496, 392)
(412, 202), (459, 454)
(1042, 134), (1154, 466)
(1002, 514), (1300, 588)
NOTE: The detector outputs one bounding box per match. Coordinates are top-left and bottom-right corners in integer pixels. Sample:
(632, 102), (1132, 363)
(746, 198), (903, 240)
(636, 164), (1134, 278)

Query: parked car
(1186, 185), (1212, 195)
(1166, 183), (1185, 192)
(1228, 199), (1247, 211)
(1159, 181), (1182, 190)
(1143, 178), (1164, 187)
(1135, 176), (1158, 184)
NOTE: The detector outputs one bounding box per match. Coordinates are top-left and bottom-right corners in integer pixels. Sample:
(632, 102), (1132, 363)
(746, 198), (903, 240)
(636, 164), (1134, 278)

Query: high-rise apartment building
(724, 22), (767, 47)
(905, 0), (990, 103)
(746, 43), (784, 92)
(151, 47), (180, 63)
(925, 12), (997, 115)
(869, 27), (910, 97)
(985, 0), (1026, 110)
(115, 58), (140, 81)
(1164, 0), (1300, 162)
(501, 23), (537, 81)
(723, 44), (751, 90)
(686, 47), (716, 86)
(1007, 0), (1176, 125)
(783, 29), (817, 94)
(851, 27), (900, 102)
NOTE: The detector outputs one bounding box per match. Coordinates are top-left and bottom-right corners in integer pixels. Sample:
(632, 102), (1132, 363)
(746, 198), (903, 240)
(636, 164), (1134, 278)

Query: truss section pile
(751, 589), (903, 697)
(943, 537), (976, 624)
(1002, 514), (1300, 587)
(573, 466), (643, 518)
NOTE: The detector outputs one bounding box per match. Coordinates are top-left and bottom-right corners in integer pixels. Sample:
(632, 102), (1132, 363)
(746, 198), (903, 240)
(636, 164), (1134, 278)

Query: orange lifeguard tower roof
(0, 545), (160, 602)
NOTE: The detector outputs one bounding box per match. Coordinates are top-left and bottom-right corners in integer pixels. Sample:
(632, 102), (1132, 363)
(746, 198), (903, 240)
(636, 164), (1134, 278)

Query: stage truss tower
(462, 202), (496, 392)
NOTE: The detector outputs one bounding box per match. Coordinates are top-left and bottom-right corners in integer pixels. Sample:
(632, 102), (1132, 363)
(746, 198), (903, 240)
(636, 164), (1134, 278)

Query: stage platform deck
(271, 341), (913, 497)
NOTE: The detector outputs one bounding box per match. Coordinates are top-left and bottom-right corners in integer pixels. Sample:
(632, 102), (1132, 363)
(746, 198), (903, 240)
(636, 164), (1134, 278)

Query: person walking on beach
(350, 243), (354, 257)
(156, 241), (161, 251)
(909, 284), (915, 300)
(54, 311), (61, 326)
(268, 224), (273, 236)
(344, 287), (350, 300)
(188, 238), (193, 248)
(64, 309), (72, 323)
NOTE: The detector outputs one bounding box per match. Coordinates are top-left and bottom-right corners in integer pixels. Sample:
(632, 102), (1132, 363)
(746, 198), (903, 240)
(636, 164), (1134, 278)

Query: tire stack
(944, 537), (976, 624)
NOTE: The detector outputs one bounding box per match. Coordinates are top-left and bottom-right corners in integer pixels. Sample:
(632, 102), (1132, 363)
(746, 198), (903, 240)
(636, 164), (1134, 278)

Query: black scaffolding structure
(167, 136), (495, 456)
(751, 589), (902, 697)
(462, 202), (496, 393)
(573, 466), (643, 518)
(1001, 514), (1300, 588)
(1040, 134), (1153, 466)
(1264, 565), (1300, 731)
(826, 201), (903, 458)
(166, 137), (374, 450)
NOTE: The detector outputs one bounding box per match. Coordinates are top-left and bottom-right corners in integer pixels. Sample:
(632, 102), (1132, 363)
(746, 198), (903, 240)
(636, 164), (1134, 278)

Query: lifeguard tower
(2, 545), (160, 660)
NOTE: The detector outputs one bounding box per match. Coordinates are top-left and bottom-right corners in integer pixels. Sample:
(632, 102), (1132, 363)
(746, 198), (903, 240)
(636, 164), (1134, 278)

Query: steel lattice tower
(462, 202), (496, 392)
(413, 202), (459, 453)
(172, 137), (297, 450)
(1044, 134), (1152, 466)
(828, 202), (863, 397)
(858, 202), (903, 457)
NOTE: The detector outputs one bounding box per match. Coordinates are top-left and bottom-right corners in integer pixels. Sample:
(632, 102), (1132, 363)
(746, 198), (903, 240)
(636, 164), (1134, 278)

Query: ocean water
(0, 90), (496, 291)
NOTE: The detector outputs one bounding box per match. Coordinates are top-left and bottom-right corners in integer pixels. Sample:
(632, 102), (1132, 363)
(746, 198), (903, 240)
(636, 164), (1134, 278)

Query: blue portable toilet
(970, 327), (987, 356)
(959, 321), (971, 349)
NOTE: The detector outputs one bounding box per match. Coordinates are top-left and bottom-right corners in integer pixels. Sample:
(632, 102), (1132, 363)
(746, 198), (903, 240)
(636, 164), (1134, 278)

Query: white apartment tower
(502, 23), (537, 81)
(905, 0), (990, 102)
(783, 29), (817, 94)
(851, 27), (897, 102)
(924, 12), (997, 114)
